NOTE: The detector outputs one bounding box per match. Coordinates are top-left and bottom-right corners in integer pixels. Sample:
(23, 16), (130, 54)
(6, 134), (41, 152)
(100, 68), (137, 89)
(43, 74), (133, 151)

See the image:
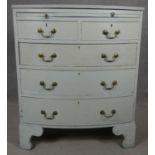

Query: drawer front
(20, 69), (135, 98)
(82, 22), (140, 41)
(21, 96), (134, 126)
(76, 96), (134, 125)
(16, 10), (141, 19)
(21, 97), (77, 126)
(17, 21), (78, 40)
(80, 44), (137, 66)
(19, 43), (137, 67)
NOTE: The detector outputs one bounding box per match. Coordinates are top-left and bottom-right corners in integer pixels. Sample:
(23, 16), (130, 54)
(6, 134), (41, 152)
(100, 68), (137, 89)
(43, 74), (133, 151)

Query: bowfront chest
(12, 5), (144, 149)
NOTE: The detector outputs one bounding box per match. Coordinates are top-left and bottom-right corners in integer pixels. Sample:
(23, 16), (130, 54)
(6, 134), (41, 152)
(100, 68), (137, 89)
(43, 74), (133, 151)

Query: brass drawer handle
(100, 109), (116, 118)
(37, 28), (57, 38)
(40, 81), (58, 91)
(101, 53), (119, 62)
(102, 30), (120, 39)
(38, 53), (57, 62)
(100, 81), (117, 90)
(41, 110), (58, 120)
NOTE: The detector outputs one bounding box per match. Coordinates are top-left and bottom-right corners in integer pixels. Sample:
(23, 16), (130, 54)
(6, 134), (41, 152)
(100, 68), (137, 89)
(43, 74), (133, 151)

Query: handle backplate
(101, 53), (119, 62)
(102, 30), (120, 39)
(41, 110), (58, 119)
(40, 81), (58, 91)
(38, 53), (57, 62)
(37, 28), (57, 38)
(100, 109), (116, 118)
(100, 80), (117, 90)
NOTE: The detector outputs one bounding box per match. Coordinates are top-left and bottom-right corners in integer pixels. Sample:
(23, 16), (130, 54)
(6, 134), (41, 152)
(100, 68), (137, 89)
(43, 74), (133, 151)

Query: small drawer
(17, 20), (78, 40)
(19, 43), (137, 67)
(20, 69), (136, 98)
(21, 96), (134, 126)
(82, 21), (140, 41)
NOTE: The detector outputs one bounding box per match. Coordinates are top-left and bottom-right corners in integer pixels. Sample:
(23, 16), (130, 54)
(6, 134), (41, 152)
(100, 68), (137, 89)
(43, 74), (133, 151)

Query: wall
(7, 0), (148, 103)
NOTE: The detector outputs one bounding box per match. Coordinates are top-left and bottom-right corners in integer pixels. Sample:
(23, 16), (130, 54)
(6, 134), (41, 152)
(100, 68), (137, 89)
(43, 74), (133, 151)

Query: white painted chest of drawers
(12, 5), (144, 149)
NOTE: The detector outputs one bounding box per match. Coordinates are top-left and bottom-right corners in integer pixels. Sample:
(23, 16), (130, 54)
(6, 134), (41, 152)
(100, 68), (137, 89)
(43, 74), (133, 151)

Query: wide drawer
(19, 43), (137, 67)
(82, 21), (140, 41)
(20, 69), (135, 98)
(17, 21), (78, 40)
(16, 10), (141, 19)
(21, 96), (134, 126)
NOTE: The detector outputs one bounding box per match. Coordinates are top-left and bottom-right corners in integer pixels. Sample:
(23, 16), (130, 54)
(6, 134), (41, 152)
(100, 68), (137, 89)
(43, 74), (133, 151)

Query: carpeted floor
(7, 97), (147, 155)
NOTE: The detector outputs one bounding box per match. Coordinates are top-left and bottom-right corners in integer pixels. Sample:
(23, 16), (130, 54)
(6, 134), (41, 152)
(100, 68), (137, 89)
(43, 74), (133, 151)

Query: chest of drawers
(12, 5), (144, 149)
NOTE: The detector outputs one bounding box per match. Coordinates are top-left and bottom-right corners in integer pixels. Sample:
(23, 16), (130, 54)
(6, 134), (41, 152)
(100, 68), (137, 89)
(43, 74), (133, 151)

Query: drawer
(21, 96), (134, 126)
(21, 97), (77, 126)
(20, 69), (135, 98)
(19, 43), (137, 67)
(80, 44), (137, 66)
(82, 21), (140, 41)
(76, 97), (134, 125)
(16, 10), (141, 19)
(17, 21), (78, 40)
